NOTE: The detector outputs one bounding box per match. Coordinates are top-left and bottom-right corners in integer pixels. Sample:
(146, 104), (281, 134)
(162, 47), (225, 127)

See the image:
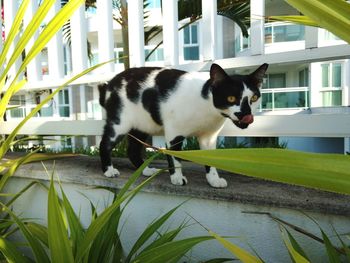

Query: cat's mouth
(221, 113), (254, 129)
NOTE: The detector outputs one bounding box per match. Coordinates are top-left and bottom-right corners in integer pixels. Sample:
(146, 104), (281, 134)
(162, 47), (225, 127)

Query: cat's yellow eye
(227, 96), (236, 103)
(250, 95), (259, 103)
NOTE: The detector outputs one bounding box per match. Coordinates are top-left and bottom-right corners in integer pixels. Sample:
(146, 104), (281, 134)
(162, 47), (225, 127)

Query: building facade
(3, 0), (350, 153)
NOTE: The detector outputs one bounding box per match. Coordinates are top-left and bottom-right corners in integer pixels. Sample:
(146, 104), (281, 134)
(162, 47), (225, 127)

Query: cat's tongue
(240, 114), (254, 124)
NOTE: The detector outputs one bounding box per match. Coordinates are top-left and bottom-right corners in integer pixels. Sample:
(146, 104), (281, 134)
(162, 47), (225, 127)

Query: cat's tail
(98, 82), (108, 107)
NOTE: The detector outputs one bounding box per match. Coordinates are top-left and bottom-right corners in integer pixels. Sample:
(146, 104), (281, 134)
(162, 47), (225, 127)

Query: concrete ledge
(10, 155), (350, 216)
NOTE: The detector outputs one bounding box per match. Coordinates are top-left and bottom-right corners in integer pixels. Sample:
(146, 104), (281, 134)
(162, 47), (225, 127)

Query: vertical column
(24, 1), (42, 82)
(70, 5), (88, 73)
(97, 0), (114, 72)
(309, 62), (322, 107)
(128, 0), (145, 67)
(250, 0), (265, 55)
(4, 1), (21, 78)
(305, 26), (318, 49)
(48, 0), (65, 79)
(70, 5), (88, 147)
(162, 0), (179, 66)
(201, 0), (217, 61)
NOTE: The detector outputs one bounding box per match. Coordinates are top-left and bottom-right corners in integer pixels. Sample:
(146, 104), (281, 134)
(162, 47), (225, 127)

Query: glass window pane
(10, 108), (24, 118)
(261, 93), (273, 109)
(64, 90), (69, 103)
(40, 106), (53, 117)
(184, 26), (190, 44)
(274, 91), (306, 108)
(322, 91), (342, 106)
(59, 106), (70, 117)
(191, 25), (198, 44)
(268, 74), (286, 88)
(332, 63), (342, 87)
(184, 46), (199, 60)
(321, 64), (329, 87)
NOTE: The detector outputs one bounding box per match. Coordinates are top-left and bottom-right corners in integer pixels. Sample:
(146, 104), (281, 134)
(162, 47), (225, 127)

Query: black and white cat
(98, 63), (268, 188)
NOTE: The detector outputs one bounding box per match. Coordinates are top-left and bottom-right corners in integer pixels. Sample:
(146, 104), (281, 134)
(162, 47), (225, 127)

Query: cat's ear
(210, 63), (228, 83)
(250, 63), (268, 87)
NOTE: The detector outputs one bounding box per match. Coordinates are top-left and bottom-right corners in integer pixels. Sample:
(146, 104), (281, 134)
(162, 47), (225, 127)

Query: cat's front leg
(100, 123), (124, 177)
(166, 136), (188, 186)
(198, 135), (227, 188)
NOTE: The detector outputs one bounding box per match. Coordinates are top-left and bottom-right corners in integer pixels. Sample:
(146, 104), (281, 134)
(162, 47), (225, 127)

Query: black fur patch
(104, 92), (123, 124)
(166, 136), (185, 175)
(201, 79), (212, 99)
(155, 69), (186, 101)
(127, 129), (149, 168)
(109, 67), (161, 103)
(142, 88), (162, 125)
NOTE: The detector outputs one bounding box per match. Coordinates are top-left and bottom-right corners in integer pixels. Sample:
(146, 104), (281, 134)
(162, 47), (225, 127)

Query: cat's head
(210, 63), (268, 129)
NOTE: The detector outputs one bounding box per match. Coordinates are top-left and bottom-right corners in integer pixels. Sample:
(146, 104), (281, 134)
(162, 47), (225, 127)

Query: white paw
(170, 172), (188, 186)
(104, 166), (120, 178)
(142, 166), (160, 177)
(206, 168), (227, 188)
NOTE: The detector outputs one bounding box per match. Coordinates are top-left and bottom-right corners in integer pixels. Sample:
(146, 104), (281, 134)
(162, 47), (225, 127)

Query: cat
(98, 63), (268, 188)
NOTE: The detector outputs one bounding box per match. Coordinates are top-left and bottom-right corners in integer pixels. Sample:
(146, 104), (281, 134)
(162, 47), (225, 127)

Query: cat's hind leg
(100, 123), (125, 177)
(127, 129), (159, 177)
(166, 136), (188, 186)
(198, 135), (227, 188)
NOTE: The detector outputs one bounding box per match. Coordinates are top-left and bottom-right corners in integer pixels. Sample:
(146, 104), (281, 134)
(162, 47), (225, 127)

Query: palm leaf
(161, 148), (350, 195)
(268, 15), (319, 27)
(282, 0), (350, 43)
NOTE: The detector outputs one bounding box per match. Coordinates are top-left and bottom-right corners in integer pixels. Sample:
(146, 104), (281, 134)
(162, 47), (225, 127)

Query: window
(183, 24), (199, 61)
(8, 95), (26, 118)
(58, 89), (70, 117)
(261, 73), (308, 110)
(265, 23), (305, 43)
(299, 68), (309, 87)
(263, 73), (286, 89)
(145, 47), (164, 61)
(321, 62), (343, 106)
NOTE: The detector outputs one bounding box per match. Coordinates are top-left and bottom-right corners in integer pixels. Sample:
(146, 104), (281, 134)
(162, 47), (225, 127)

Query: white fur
(206, 167), (227, 188)
(142, 166), (160, 177)
(104, 166), (120, 178)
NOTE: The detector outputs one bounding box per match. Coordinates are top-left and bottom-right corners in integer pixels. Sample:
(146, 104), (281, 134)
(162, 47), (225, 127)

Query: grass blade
(0, 236), (32, 263)
(75, 154), (159, 262)
(207, 230), (262, 263)
(26, 223), (49, 248)
(0, 0), (30, 91)
(126, 202), (184, 262)
(284, 228), (310, 261)
(321, 229), (341, 263)
(60, 186), (85, 258)
(0, 203), (50, 263)
(133, 236), (214, 263)
(47, 178), (74, 263)
(281, 228), (310, 263)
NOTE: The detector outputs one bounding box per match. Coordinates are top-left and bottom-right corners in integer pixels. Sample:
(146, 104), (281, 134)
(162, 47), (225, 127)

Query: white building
(2, 0), (350, 154)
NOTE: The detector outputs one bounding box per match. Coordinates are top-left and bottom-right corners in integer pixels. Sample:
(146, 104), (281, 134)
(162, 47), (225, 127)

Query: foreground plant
(270, 0), (350, 44)
(0, 156), (234, 263)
